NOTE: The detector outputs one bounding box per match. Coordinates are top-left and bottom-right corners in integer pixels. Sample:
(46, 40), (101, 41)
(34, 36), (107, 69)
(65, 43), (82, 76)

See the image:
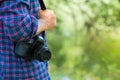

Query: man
(0, 0), (56, 79)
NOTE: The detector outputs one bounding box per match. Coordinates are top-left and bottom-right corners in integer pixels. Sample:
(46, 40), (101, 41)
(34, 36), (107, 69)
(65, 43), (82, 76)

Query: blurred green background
(45, 0), (120, 80)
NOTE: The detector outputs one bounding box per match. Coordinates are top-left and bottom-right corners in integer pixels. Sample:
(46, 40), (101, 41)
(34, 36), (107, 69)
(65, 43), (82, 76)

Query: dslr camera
(14, 36), (51, 62)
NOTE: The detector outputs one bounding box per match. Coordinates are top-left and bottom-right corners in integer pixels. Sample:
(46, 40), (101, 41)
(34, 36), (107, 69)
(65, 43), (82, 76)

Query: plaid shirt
(0, 0), (50, 80)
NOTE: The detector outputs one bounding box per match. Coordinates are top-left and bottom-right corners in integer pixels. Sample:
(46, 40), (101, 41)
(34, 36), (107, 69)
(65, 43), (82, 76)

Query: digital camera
(14, 36), (51, 62)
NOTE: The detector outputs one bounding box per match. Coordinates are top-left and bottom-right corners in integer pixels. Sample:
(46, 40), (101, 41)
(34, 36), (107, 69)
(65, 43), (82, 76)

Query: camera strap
(39, 0), (46, 10)
(38, 0), (46, 39)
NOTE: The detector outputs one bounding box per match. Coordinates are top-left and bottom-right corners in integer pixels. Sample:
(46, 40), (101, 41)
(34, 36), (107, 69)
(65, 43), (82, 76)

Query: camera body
(14, 36), (51, 62)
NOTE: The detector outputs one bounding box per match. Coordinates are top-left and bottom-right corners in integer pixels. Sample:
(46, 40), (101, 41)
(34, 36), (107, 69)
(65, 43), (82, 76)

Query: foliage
(44, 0), (120, 80)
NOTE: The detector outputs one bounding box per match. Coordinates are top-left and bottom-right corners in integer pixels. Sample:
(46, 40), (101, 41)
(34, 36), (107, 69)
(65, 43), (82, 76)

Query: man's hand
(36, 10), (56, 35)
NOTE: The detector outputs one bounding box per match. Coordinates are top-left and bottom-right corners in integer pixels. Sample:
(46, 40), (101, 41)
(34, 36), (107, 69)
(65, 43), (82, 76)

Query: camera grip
(14, 40), (33, 58)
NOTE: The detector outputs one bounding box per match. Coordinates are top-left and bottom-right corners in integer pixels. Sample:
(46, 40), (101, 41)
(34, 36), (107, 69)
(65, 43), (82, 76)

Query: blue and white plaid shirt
(0, 0), (50, 79)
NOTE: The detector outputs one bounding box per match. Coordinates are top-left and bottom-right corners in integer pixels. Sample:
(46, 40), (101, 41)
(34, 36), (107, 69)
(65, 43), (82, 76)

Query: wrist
(36, 19), (47, 35)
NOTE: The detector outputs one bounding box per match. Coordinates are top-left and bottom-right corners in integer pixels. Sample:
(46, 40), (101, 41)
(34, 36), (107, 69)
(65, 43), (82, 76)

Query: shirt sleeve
(1, 0), (38, 41)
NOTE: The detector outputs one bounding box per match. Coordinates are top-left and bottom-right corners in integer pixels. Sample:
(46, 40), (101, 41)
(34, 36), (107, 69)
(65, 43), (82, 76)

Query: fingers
(38, 10), (55, 18)
(37, 9), (56, 32)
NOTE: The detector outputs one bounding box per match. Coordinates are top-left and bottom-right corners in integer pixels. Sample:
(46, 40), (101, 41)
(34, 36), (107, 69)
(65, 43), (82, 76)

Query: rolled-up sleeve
(1, 0), (38, 41)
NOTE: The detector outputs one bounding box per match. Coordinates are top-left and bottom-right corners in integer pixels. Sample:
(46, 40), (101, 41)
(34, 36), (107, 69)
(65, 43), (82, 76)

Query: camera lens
(34, 47), (51, 62)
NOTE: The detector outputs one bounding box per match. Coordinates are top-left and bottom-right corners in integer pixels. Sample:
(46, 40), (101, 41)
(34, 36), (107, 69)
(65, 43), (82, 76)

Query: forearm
(36, 10), (56, 35)
(36, 19), (46, 35)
